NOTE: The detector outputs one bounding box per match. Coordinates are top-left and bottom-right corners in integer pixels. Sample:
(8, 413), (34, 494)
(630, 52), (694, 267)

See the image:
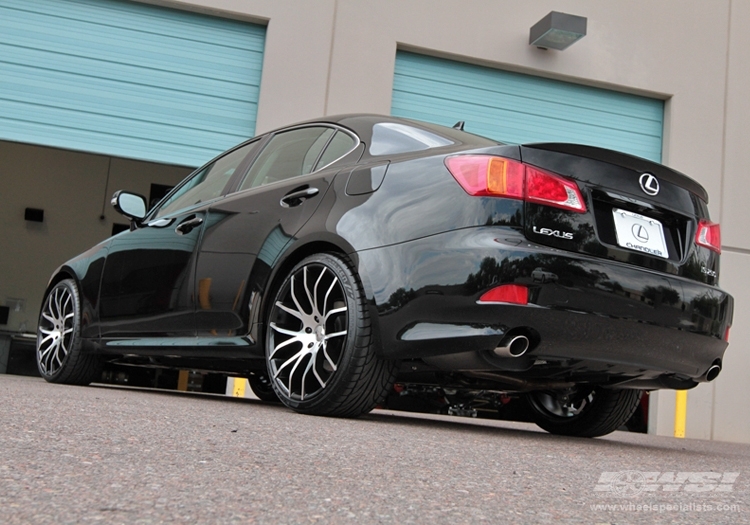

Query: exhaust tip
(493, 335), (530, 358)
(705, 364), (721, 382)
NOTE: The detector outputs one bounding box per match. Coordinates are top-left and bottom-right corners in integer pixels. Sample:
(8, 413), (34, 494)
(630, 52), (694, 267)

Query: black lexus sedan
(36, 114), (733, 437)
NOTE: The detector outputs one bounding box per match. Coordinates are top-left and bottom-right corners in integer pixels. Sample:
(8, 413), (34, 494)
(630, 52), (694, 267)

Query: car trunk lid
(519, 143), (718, 284)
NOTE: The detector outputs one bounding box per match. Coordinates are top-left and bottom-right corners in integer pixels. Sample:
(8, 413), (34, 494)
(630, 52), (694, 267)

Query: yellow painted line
(177, 370), (189, 391)
(232, 377), (247, 398)
(674, 390), (687, 438)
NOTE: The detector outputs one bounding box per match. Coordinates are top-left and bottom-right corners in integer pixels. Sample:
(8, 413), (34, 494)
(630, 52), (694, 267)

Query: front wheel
(248, 373), (280, 402)
(265, 253), (397, 417)
(36, 279), (101, 385)
(526, 387), (641, 438)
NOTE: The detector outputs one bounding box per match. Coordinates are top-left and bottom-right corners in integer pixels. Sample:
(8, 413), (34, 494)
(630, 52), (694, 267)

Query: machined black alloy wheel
(526, 387), (642, 438)
(266, 253), (397, 417)
(36, 279), (101, 385)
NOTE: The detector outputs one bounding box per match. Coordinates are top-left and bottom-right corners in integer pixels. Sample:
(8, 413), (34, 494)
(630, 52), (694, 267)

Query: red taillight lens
(696, 220), (722, 253)
(724, 326), (731, 342)
(478, 284), (528, 305)
(444, 155), (524, 198)
(445, 155), (586, 213)
(525, 166), (586, 212)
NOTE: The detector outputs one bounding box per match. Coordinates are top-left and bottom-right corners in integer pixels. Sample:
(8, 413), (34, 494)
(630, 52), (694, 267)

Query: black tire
(248, 373), (280, 402)
(265, 253), (398, 417)
(36, 279), (101, 385)
(526, 387), (642, 438)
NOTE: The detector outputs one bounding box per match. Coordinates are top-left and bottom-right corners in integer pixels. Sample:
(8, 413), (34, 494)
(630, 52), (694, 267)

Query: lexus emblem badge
(639, 173), (660, 196)
(632, 224), (649, 243)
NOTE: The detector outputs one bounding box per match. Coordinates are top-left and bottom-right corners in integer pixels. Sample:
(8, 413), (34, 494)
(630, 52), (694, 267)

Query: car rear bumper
(357, 226), (733, 382)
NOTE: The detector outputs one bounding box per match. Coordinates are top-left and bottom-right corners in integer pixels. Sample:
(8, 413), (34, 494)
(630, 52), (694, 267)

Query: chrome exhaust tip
(492, 335), (530, 358)
(704, 364), (721, 382)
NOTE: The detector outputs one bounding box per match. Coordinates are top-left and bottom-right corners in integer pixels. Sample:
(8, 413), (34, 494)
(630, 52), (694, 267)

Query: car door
(193, 126), (360, 350)
(98, 141), (260, 343)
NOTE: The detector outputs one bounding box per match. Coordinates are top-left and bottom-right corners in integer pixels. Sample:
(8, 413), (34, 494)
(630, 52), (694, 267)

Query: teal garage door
(0, 0), (265, 167)
(392, 52), (664, 162)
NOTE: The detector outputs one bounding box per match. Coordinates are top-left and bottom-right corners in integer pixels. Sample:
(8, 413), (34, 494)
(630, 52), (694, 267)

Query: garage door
(392, 51), (664, 162)
(0, 0), (265, 167)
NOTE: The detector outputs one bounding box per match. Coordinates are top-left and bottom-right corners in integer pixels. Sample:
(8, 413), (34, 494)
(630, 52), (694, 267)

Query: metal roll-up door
(392, 51), (664, 162)
(0, 0), (265, 167)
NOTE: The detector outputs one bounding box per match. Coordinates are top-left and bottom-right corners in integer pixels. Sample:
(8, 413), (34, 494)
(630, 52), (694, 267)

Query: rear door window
(239, 126), (358, 191)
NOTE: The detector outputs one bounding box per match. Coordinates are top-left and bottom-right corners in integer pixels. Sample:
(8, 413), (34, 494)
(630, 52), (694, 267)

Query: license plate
(612, 209), (669, 259)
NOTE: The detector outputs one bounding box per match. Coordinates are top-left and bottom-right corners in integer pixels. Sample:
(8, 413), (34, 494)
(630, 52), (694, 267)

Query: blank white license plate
(612, 208), (669, 259)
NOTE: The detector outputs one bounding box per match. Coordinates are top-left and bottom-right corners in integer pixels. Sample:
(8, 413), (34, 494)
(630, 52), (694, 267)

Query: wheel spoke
(53, 347), (65, 368)
(275, 301), (304, 321)
(302, 267), (316, 315)
(322, 278), (337, 319)
(300, 356), (316, 400)
(312, 267), (327, 317)
(312, 361), (327, 388)
(54, 289), (64, 319)
(270, 322), (302, 337)
(39, 333), (55, 345)
(39, 342), (55, 360)
(321, 342), (338, 372)
(324, 330), (347, 340)
(274, 348), (304, 379)
(285, 351), (306, 396)
(62, 293), (72, 315)
(323, 306), (347, 322)
(269, 333), (303, 359)
(290, 276), (308, 317)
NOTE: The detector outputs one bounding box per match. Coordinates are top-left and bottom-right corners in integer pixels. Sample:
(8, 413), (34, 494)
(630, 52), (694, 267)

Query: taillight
(695, 220), (721, 253)
(445, 155), (586, 213)
(478, 284), (529, 305)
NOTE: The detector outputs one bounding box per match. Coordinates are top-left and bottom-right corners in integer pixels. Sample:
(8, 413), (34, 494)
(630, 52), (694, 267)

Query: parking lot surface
(1, 374), (749, 524)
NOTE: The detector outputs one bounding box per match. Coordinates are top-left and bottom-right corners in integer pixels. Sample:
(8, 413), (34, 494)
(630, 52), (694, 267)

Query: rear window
(369, 122), (454, 156)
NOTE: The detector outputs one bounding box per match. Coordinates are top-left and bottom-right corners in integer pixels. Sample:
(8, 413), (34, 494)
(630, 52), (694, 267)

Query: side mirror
(111, 191), (147, 221)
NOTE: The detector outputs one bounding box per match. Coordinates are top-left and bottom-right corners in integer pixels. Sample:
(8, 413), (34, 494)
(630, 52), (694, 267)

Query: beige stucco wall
(0, 141), (191, 332)
(3, 0), (748, 442)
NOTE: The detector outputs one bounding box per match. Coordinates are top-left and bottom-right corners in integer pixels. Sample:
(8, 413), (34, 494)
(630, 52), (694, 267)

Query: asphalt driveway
(1, 374), (748, 524)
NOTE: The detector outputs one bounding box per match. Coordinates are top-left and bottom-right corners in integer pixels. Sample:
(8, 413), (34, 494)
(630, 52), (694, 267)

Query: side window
(314, 131), (357, 170)
(155, 141), (257, 218)
(239, 127), (338, 191)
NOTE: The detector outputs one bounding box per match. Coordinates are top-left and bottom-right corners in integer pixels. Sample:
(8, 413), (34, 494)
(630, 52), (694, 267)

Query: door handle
(175, 216), (203, 235)
(280, 187), (319, 208)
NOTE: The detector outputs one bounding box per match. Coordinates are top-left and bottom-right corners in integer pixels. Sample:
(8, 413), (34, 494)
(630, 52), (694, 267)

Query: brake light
(445, 155), (586, 213)
(695, 220), (721, 253)
(724, 326), (731, 342)
(478, 284), (529, 305)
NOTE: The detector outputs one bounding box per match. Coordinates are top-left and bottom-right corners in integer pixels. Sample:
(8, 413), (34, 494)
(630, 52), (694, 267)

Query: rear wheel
(526, 387), (641, 438)
(265, 253), (397, 417)
(36, 279), (101, 385)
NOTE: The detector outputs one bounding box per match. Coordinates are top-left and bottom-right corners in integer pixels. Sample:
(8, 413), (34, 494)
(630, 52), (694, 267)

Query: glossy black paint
(43, 114), (733, 388)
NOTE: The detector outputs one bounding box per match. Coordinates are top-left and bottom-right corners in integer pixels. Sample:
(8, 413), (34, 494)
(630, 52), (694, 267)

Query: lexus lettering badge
(639, 173), (660, 196)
